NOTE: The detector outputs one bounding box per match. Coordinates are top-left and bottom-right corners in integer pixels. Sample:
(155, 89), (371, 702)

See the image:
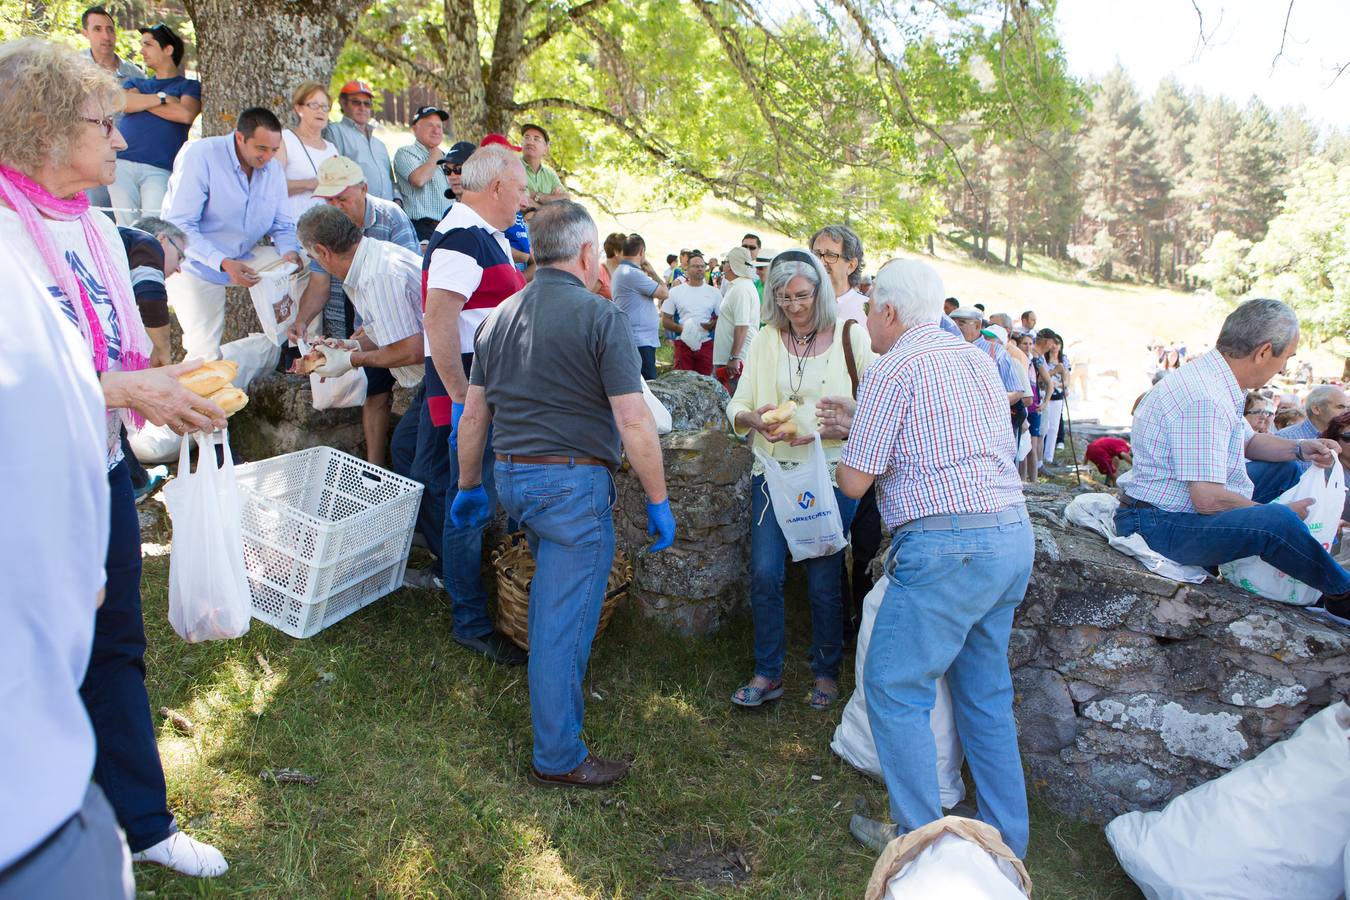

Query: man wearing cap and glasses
(106, 22), (200, 225)
(323, 81), (397, 203)
(438, 141), (475, 206)
(394, 106), (453, 242)
(520, 123), (569, 204)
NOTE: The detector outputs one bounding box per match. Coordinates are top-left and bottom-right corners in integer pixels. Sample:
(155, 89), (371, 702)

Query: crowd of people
(5, 16), (1349, 898)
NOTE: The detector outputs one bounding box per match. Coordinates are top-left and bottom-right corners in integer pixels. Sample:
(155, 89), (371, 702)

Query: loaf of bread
(761, 400), (797, 426)
(177, 359), (238, 397)
(768, 419), (798, 439)
(208, 386), (248, 416)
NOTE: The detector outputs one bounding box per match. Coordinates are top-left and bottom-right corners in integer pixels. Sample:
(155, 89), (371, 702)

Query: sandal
(731, 678), (784, 707)
(809, 679), (839, 710)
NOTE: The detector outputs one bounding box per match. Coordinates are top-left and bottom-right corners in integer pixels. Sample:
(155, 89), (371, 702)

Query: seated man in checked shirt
(1113, 298), (1350, 602)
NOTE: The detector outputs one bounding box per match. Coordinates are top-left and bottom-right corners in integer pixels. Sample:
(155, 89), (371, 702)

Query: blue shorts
(1027, 410), (1042, 437)
(365, 365), (395, 397)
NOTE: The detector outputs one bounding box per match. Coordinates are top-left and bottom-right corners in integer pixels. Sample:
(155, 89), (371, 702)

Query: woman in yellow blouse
(726, 249), (875, 709)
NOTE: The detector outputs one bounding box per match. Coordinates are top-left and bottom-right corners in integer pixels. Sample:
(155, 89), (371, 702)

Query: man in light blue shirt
(163, 107), (301, 360)
(324, 80), (397, 203)
(393, 106), (451, 241)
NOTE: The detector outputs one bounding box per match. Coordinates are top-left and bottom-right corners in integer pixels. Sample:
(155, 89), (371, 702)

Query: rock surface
(990, 483), (1346, 822)
(613, 373), (751, 636)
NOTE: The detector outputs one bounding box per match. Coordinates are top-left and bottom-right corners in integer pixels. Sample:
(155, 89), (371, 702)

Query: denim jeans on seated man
(495, 459), (616, 775)
(1115, 501), (1350, 596)
(409, 395), (496, 640)
(1244, 459), (1303, 504)
(748, 474), (858, 682)
(863, 516), (1035, 858)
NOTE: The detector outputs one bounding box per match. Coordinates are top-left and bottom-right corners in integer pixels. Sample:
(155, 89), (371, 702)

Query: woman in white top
(277, 82), (338, 222)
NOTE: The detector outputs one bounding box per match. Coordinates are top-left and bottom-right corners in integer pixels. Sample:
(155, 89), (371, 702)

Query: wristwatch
(157, 91), (167, 105)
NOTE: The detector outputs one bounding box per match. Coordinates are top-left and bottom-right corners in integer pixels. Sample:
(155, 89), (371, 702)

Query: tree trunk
(184, 0), (371, 137)
(483, 0), (527, 135)
(926, 233), (935, 256)
(1016, 232), (1024, 269)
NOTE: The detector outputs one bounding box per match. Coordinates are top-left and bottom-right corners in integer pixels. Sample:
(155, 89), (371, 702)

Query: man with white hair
(824, 260), (1034, 858)
(417, 145), (529, 666)
(1245, 383), (1350, 498)
(450, 200), (674, 788)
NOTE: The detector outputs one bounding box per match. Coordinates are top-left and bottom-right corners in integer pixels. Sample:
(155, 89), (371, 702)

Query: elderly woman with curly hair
(725, 249), (875, 710)
(0, 39), (228, 884)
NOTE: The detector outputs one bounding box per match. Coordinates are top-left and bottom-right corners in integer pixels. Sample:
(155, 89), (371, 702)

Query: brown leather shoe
(528, 753), (630, 789)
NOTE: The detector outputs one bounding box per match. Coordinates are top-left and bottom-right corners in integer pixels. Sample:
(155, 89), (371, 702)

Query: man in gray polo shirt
(451, 200), (675, 789)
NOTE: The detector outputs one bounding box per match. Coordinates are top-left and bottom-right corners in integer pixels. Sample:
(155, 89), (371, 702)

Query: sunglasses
(439, 164), (463, 174)
(81, 115), (119, 139)
(741, 243), (758, 251)
(1338, 433), (1350, 442)
(345, 98), (373, 108)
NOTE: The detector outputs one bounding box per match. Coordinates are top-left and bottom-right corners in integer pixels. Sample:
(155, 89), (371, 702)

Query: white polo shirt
(344, 236), (425, 388)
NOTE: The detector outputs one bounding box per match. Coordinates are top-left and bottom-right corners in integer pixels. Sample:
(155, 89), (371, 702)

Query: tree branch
(1270, 0), (1296, 75)
(519, 0), (614, 59)
(351, 32), (450, 90)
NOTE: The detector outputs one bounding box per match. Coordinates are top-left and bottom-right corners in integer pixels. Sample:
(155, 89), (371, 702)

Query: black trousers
(841, 485), (883, 636)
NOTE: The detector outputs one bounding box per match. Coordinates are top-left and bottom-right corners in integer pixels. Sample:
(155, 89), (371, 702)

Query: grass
(134, 551), (1141, 898)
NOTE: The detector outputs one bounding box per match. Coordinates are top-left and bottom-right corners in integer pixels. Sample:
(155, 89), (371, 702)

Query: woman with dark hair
(0, 38), (228, 879)
(593, 230), (625, 300)
(725, 249), (874, 710)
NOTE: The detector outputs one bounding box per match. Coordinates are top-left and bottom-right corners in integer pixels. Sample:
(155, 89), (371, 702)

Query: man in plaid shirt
(827, 260), (1034, 858)
(1116, 298), (1350, 597)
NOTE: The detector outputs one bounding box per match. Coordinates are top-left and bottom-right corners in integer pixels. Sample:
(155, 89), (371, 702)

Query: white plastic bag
(882, 831), (1028, 899)
(310, 368), (368, 410)
(832, 577), (966, 808)
(643, 379), (672, 434)
(1220, 462), (1345, 606)
(1104, 700), (1350, 900)
(247, 261), (302, 346)
(1015, 428), (1031, 463)
(162, 431), (252, 642)
(220, 332), (281, 390)
(753, 432), (846, 561)
(1065, 493), (1209, 584)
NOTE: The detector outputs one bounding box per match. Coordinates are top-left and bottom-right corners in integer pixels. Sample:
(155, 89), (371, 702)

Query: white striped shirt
(343, 237), (425, 388)
(840, 322), (1024, 528)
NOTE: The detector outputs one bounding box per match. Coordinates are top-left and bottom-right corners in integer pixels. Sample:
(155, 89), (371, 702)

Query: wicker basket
(492, 533), (633, 651)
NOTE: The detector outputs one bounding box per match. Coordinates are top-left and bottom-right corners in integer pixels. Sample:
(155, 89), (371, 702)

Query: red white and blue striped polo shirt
(421, 201), (525, 426)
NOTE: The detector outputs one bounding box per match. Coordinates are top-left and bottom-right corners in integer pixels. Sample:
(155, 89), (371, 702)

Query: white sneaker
(131, 832), (229, 877)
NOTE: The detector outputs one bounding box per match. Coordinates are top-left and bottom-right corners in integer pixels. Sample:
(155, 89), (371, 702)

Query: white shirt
(0, 237), (108, 869)
(344, 237), (425, 388)
(713, 277), (761, 366)
(837, 287), (867, 325)
(280, 129), (338, 223)
(0, 206), (139, 469)
(423, 200), (520, 355)
(661, 283), (722, 347)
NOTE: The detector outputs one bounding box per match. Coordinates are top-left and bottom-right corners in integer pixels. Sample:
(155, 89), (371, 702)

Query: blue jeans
(1245, 459), (1302, 504)
(409, 392), (496, 639)
(864, 514), (1034, 857)
(1115, 501), (1350, 595)
(390, 383), (423, 483)
(749, 474), (858, 681)
(79, 460), (177, 853)
(637, 346), (657, 381)
(495, 461), (617, 774)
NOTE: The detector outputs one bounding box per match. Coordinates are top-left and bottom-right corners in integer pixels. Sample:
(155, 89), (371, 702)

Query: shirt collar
(342, 116), (372, 137)
(531, 267), (585, 290)
(362, 198), (377, 230)
(1198, 349), (1244, 411)
(445, 199), (504, 237)
(892, 322), (942, 354)
(348, 236), (377, 283)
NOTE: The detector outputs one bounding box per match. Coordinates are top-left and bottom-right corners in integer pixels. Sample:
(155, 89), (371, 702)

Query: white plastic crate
(233, 446), (423, 638)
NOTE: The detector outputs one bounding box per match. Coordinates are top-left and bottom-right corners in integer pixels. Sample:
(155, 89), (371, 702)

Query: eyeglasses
(81, 115), (118, 139)
(775, 291), (814, 308)
(346, 98), (373, 108)
(1338, 433), (1350, 442)
(1249, 410), (1275, 418)
(302, 101), (330, 111)
(813, 248), (848, 264)
(167, 237), (186, 258)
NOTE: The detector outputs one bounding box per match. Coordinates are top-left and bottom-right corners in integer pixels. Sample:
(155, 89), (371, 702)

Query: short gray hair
(132, 216), (185, 245)
(530, 199), (597, 266)
(763, 250), (836, 333)
(461, 145), (524, 193)
(1216, 298), (1299, 358)
(809, 224), (865, 288)
(296, 204), (361, 254)
(989, 312), (1013, 332)
(870, 259), (944, 328)
(1305, 383), (1346, 417)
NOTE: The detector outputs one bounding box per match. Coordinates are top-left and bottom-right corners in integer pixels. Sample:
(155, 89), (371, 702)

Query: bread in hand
(761, 400), (797, 426)
(291, 348), (325, 376)
(177, 359), (239, 397)
(208, 386), (248, 416)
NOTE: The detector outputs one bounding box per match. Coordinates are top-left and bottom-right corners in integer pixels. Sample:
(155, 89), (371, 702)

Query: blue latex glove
(448, 400), (465, 448)
(646, 498), (676, 552)
(450, 484), (491, 529)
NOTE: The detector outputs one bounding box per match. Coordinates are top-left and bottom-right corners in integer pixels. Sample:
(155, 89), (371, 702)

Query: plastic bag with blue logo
(752, 432), (847, 561)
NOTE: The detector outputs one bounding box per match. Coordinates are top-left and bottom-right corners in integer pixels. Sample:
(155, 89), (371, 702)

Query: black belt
(1119, 495), (1153, 509)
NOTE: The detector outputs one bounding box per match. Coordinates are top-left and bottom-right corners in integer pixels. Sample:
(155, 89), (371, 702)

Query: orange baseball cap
(339, 80), (374, 97)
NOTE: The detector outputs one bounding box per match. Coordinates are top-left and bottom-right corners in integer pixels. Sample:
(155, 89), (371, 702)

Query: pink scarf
(0, 164), (149, 426)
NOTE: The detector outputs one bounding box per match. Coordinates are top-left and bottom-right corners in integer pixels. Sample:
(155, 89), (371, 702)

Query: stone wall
(612, 373), (752, 636)
(1011, 484), (1348, 822)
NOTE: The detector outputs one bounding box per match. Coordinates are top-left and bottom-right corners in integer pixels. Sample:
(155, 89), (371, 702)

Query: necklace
(786, 327), (816, 403)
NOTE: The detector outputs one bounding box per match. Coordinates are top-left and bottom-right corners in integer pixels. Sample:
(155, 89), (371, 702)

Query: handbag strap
(842, 319), (859, 399)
